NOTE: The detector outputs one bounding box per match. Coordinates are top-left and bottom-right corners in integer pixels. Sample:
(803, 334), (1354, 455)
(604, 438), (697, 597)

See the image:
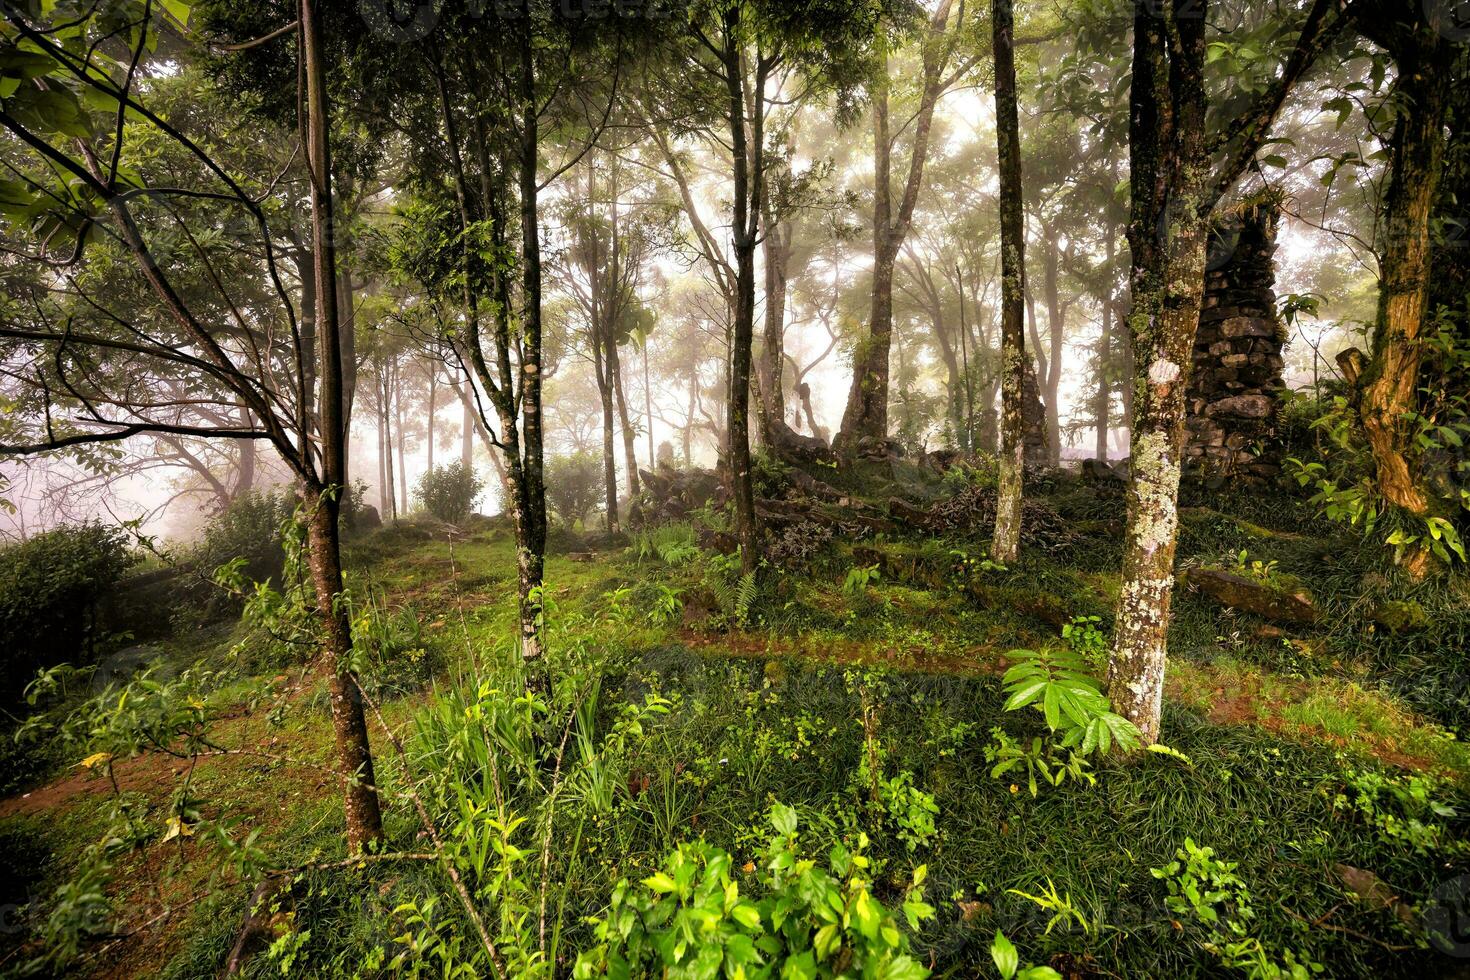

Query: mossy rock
(1370, 599), (1429, 633)
(1186, 566), (1317, 625)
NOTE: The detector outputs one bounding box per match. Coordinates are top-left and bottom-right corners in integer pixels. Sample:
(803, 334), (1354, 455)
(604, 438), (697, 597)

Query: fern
(733, 570), (757, 627)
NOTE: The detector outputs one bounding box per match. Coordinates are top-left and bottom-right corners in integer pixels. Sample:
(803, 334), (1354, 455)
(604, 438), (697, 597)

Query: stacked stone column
(1185, 201), (1286, 487)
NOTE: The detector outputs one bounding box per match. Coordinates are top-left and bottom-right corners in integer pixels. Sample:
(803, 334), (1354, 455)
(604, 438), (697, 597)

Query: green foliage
(416, 461), (485, 524)
(179, 490), (295, 615)
(633, 522), (701, 567)
(546, 451), (605, 527)
(990, 930), (1062, 980)
(1331, 763), (1462, 856)
(0, 521), (138, 702)
(1000, 648), (1141, 757)
(213, 505), (317, 671)
(1151, 839), (1323, 979)
(1285, 325), (1470, 567)
(842, 563), (881, 596)
(573, 803), (934, 980)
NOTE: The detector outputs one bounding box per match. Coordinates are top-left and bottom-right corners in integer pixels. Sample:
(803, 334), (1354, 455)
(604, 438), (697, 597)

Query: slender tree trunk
(461, 386), (474, 469)
(1108, 0), (1210, 747)
(723, 12), (760, 575)
(594, 332), (620, 531)
(515, 17), (549, 664)
(758, 217), (790, 441)
(377, 371), (390, 517)
(610, 338), (642, 509)
(643, 343), (655, 468)
(235, 407), (256, 497)
(684, 363), (698, 464)
(1042, 238), (1064, 465)
(1095, 233), (1117, 461)
(836, 0), (955, 450)
(394, 365), (409, 515)
(300, 0), (382, 851)
(991, 0), (1026, 564)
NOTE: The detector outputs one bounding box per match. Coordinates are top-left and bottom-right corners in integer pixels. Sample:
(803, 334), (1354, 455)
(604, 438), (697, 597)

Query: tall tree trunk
(394, 363), (409, 515)
(595, 331), (620, 532)
(426, 367), (437, 474)
(461, 385), (474, 469)
(235, 406), (256, 497)
(515, 18), (549, 664)
(990, 0), (1026, 564)
(1108, 0), (1210, 747)
(643, 342), (656, 468)
(836, 0), (955, 450)
(1094, 233), (1117, 460)
(684, 361), (698, 464)
(300, 0), (382, 851)
(1354, 43), (1450, 517)
(758, 216), (790, 442)
(610, 337), (642, 510)
(1042, 237), (1064, 465)
(723, 11), (761, 576)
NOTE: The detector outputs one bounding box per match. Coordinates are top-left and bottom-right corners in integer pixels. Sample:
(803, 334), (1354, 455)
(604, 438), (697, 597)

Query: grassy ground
(1, 477), (1468, 978)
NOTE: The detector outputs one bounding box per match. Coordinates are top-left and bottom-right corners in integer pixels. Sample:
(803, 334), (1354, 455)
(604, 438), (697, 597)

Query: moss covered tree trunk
(1108, 0), (1210, 746)
(1353, 32), (1452, 518)
(990, 0), (1026, 563)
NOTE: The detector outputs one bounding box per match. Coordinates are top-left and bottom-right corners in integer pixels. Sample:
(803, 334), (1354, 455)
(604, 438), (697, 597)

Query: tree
(1108, 0), (1345, 744)
(836, 0), (972, 452)
(0, 0), (385, 848)
(1336, 4), (1465, 524)
(650, 0), (903, 574)
(990, 0), (1027, 563)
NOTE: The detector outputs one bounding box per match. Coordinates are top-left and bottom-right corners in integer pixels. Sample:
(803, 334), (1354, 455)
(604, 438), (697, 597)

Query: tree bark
(1108, 0), (1210, 747)
(515, 15), (549, 664)
(425, 366), (436, 475)
(1353, 39), (1450, 517)
(758, 214), (791, 442)
(594, 327), (620, 532)
(300, 0), (383, 851)
(836, 0), (957, 451)
(723, 10), (761, 576)
(1042, 235), (1065, 466)
(990, 0), (1026, 564)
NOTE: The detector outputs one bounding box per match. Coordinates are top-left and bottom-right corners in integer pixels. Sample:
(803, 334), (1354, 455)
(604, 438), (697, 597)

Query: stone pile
(1185, 201), (1287, 487)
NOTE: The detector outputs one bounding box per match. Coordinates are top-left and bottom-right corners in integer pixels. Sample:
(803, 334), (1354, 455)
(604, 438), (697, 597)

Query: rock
(1333, 864), (1414, 924)
(354, 504), (382, 530)
(1218, 316), (1276, 339)
(1186, 566), (1318, 624)
(1207, 394), (1274, 419)
(1370, 600), (1429, 633)
(767, 418), (835, 465)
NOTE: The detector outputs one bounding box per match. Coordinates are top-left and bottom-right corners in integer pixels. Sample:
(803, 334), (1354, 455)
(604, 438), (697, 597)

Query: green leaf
(991, 930), (1019, 980)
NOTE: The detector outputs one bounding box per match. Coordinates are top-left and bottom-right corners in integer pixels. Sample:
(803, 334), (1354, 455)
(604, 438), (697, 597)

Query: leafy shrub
(573, 803), (934, 979)
(984, 645), (1146, 795)
(0, 522), (137, 703)
(416, 460), (484, 523)
(179, 490), (296, 616)
(546, 450), (604, 527)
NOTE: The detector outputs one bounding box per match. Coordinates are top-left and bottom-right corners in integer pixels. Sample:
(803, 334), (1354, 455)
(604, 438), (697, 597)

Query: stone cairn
(1185, 201), (1286, 487)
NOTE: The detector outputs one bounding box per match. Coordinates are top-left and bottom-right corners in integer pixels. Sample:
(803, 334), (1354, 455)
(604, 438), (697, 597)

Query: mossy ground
(2, 480), (1468, 978)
